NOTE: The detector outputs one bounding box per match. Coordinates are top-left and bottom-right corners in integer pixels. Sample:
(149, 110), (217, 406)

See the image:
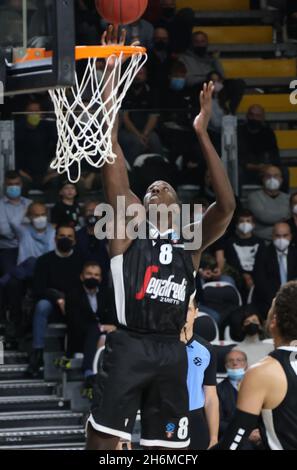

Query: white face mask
(292, 204), (297, 215)
(214, 81), (224, 93)
(264, 177), (281, 191)
(238, 222), (253, 235)
(32, 216), (48, 231)
(273, 238), (290, 252)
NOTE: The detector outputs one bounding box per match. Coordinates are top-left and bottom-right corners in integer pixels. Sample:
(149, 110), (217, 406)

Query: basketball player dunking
(86, 27), (235, 450)
(212, 281), (297, 451)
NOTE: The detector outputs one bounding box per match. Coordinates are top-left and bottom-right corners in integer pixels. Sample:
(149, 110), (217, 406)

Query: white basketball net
(49, 50), (147, 183)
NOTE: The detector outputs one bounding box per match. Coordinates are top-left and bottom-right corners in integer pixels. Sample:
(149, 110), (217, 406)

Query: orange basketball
(95, 0), (148, 25)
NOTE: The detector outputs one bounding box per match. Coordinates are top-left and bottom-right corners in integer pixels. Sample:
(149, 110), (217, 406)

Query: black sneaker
(25, 349), (44, 379)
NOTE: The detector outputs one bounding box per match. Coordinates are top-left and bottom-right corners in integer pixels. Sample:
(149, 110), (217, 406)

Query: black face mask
(83, 278), (100, 290)
(193, 46), (207, 57)
(247, 119), (263, 132)
(57, 237), (73, 253)
(162, 7), (175, 19)
(154, 40), (168, 52)
(86, 215), (97, 227)
(243, 323), (261, 336)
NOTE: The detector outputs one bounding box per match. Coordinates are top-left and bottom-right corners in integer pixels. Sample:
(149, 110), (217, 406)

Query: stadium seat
(275, 130), (297, 151)
(177, 0), (250, 11)
(193, 26), (273, 44)
(194, 312), (220, 343)
(221, 58), (297, 79)
(202, 282), (243, 335)
(238, 94), (296, 114)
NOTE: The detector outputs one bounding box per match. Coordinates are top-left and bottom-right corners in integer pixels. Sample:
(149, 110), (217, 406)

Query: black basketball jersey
(110, 223), (196, 334)
(262, 347), (297, 450)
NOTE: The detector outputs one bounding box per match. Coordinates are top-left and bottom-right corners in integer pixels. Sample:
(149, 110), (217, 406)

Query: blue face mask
(170, 77), (186, 91)
(227, 368), (245, 382)
(6, 185), (21, 200)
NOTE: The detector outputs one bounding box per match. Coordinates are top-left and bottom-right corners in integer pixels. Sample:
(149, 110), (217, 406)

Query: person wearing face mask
(223, 210), (265, 298)
(238, 104), (283, 186)
(253, 222), (297, 318)
(66, 262), (116, 395)
(0, 170), (31, 276)
(2, 202), (55, 344)
(217, 350), (262, 449)
(119, 66), (163, 165)
(15, 98), (58, 191)
(16, 202), (55, 265)
(286, 191), (297, 247)
(247, 165), (290, 241)
(26, 225), (83, 378)
(76, 201), (110, 285)
(147, 27), (172, 94)
(236, 309), (274, 367)
(180, 32), (245, 113)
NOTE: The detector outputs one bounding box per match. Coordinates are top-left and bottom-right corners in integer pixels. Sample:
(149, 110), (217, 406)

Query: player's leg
(86, 329), (147, 450)
(86, 424), (119, 450)
(140, 338), (190, 449)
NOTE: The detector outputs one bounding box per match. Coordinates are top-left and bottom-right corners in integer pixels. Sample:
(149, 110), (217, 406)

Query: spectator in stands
(180, 31), (245, 113)
(253, 222), (297, 317)
(238, 105), (281, 186)
(157, 1), (194, 54)
(121, 18), (154, 50)
(66, 261), (115, 392)
(247, 165), (290, 241)
(119, 66), (163, 165)
(26, 225), (83, 377)
(51, 181), (82, 231)
(217, 350), (262, 449)
(160, 60), (200, 164)
(3, 202), (55, 343)
(75, 0), (103, 45)
(0, 170), (31, 276)
(286, 191), (297, 247)
(15, 98), (58, 191)
(16, 202), (55, 265)
(235, 307), (274, 366)
(223, 209), (265, 298)
(147, 27), (172, 94)
(0, 0), (23, 46)
(76, 201), (110, 284)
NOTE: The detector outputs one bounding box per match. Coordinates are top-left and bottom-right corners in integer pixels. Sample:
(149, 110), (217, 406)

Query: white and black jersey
(111, 223), (196, 334)
(262, 346), (297, 450)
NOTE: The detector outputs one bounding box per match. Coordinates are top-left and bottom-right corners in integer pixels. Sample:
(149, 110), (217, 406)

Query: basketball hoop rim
(12, 45), (147, 64)
(75, 45), (147, 60)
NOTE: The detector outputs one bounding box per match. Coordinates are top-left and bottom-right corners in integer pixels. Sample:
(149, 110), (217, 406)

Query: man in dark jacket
(26, 224), (83, 377)
(66, 261), (116, 387)
(253, 222), (297, 317)
(217, 350), (261, 449)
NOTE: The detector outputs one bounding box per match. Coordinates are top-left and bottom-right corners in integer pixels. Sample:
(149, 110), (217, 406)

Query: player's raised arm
(100, 26), (141, 209)
(192, 82), (236, 269)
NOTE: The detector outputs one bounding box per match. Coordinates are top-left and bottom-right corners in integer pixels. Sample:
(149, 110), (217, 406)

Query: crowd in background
(0, 0), (297, 449)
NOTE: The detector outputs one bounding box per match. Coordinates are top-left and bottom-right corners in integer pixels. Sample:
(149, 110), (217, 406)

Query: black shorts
(189, 409), (210, 450)
(88, 328), (190, 448)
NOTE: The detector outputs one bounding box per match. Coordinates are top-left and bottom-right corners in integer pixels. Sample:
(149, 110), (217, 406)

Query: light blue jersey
(186, 334), (216, 411)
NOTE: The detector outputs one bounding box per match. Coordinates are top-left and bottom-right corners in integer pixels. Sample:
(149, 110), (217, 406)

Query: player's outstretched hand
(193, 81), (215, 135)
(101, 25), (139, 69)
